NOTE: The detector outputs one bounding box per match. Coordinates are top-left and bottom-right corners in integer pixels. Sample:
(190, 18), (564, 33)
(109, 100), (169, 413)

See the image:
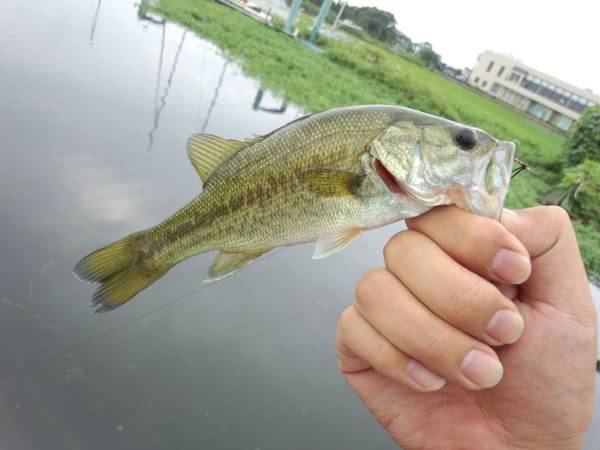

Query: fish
(74, 105), (516, 312)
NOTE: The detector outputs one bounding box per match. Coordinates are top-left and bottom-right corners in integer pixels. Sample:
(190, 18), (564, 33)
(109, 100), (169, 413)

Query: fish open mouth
(374, 158), (404, 194)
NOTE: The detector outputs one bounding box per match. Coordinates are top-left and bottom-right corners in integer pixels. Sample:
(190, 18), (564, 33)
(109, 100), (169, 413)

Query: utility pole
(308, 0), (333, 42)
(285, 0), (303, 34)
(332, 1), (347, 29)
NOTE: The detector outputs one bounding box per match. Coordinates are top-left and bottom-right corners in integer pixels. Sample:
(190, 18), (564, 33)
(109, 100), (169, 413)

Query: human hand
(336, 206), (597, 450)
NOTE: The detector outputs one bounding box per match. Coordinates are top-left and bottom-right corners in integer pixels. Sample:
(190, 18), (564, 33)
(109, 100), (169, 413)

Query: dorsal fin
(186, 134), (264, 182)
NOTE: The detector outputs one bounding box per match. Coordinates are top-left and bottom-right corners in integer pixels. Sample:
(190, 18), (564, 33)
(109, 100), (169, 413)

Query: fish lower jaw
(448, 185), (504, 220)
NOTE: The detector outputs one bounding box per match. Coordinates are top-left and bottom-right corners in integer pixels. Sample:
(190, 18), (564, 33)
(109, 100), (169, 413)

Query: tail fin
(74, 232), (167, 312)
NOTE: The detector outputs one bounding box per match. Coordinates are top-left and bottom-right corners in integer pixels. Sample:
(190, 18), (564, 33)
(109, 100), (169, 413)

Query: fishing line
(0, 248), (286, 384)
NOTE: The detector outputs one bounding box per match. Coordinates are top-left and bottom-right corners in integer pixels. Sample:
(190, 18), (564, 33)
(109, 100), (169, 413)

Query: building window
(497, 66), (505, 77)
(552, 114), (573, 130)
(474, 77), (480, 83)
(486, 61), (494, 72)
(527, 102), (553, 121)
(509, 73), (521, 83)
(567, 99), (587, 113)
(491, 82), (501, 94)
(498, 87), (528, 109)
(482, 81), (488, 87)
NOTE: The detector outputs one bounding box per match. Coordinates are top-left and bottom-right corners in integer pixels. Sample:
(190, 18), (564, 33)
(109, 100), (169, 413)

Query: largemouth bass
(75, 105), (516, 312)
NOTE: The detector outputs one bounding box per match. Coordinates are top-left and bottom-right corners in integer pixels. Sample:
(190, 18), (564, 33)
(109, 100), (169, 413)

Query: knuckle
(545, 205), (572, 229)
(337, 307), (355, 336)
(470, 215), (509, 248)
(447, 282), (494, 322)
(355, 268), (391, 310)
(485, 220), (511, 247)
(383, 230), (416, 265)
(383, 233), (403, 263)
(420, 323), (450, 361)
(372, 346), (402, 376)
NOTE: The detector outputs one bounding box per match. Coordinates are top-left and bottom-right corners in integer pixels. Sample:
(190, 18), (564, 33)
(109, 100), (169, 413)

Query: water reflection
(89, 0), (103, 45)
(253, 87), (288, 114)
(148, 28), (187, 150)
(201, 59), (230, 134)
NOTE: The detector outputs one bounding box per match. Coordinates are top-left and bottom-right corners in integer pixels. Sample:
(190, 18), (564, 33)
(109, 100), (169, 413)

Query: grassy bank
(148, 0), (600, 280)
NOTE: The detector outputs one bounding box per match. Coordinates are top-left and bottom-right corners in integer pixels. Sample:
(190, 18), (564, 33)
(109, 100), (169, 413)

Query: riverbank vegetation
(146, 0), (599, 281)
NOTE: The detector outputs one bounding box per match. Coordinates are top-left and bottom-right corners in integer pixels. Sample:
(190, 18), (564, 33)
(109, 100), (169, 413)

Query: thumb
(501, 206), (595, 325)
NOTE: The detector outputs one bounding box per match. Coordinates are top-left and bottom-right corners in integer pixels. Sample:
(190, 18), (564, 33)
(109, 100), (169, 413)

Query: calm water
(0, 1), (597, 449)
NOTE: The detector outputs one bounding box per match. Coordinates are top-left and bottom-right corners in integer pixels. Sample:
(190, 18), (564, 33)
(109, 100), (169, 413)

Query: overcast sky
(346, 0), (600, 95)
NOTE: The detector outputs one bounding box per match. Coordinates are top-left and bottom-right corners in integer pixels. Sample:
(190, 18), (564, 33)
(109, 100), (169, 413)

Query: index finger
(406, 206), (531, 285)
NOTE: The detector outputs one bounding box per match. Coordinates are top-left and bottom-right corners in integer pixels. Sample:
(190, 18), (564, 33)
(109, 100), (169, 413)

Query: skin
(336, 205), (597, 450)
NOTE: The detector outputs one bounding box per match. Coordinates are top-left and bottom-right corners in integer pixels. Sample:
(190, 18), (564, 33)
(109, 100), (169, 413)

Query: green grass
(148, 0), (600, 281)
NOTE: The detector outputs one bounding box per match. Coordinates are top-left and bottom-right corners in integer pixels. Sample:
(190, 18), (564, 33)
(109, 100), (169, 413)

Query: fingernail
(461, 349), (503, 389)
(491, 249), (531, 284)
(487, 309), (524, 344)
(407, 359), (446, 391)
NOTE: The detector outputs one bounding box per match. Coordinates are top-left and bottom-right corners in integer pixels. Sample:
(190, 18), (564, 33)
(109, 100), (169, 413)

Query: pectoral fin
(204, 249), (270, 282)
(313, 229), (362, 259)
(300, 169), (362, 197)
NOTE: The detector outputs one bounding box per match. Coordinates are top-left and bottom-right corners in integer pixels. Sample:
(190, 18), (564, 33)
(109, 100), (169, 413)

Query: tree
(418, 46), (441, 69)
(343, 6), (398, 43)
(563, 105), (600, 167)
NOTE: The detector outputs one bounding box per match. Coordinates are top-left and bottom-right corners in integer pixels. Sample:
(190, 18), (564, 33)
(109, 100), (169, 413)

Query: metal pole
(332, 1), (347, 29)
(308, 0), (333, 42)
(285, 0), (303, 34)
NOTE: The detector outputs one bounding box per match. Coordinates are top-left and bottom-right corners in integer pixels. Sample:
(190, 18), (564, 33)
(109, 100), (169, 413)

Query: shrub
(559, 159), (600, 222)
(563, 106), (600, 166)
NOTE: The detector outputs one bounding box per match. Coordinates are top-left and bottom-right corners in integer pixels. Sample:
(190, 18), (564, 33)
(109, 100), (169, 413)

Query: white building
(468, 50), (600, 131)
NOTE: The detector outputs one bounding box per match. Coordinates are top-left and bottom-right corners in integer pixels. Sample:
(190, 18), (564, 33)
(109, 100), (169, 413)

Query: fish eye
(453, 128), (478, 151)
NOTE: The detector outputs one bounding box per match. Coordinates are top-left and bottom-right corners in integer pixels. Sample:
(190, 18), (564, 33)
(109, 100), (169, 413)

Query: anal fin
(204, 249), (270, 282)
(313, 229), (362, 259)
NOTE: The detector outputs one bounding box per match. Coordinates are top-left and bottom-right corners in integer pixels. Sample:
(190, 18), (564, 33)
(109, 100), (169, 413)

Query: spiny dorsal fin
(204, 249), (270, 282)
(313, 228), (362, 259)
(300, 168), (362, 197)
(187, 134), (265, 182)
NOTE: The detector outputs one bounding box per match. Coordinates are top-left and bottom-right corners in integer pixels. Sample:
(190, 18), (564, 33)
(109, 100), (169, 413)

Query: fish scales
(148, 107), (400, 258)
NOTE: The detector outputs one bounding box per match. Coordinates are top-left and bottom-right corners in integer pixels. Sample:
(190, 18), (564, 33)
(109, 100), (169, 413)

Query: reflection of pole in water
(89, 0), (103, 45)
(137, 1), (165, 25)
(153, 23), (167, 117)
(201, 59), (229, 134)
(252, 87), (287, 114)
(147, 29), (187, 151)
(196, 41), (208, 116)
